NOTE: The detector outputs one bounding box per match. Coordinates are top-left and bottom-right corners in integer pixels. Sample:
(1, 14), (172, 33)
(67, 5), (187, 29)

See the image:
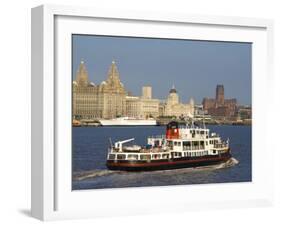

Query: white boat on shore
(99, 117), (157, 126)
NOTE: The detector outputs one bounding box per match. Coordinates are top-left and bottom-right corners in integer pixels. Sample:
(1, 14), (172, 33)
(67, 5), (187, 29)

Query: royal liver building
(73, 60), (194, 120)
(73, 60), (127, 119)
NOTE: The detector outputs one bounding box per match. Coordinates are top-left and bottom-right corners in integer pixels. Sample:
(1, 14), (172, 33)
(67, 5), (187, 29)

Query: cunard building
(125, 86), (160, 119)
(73, 60), (127, 119)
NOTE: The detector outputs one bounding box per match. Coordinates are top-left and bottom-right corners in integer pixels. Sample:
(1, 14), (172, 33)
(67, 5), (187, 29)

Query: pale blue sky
(72, 35), (252, 105)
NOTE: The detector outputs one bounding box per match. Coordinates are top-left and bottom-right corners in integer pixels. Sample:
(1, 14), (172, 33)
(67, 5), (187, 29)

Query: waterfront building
(73, 61), (194, 120)
(142, 86), (152, 99)
(73, 61), (100, 119)
(125, 96), (141, 118)
(73, 60), (127, 119)
(237, 105), (252, 120)
(98, 61), (127, 119)
(216, 85), (224, 105)
(126, 86), (160, 118)
(202, 85), (237, 118)
(140, 86), (159, 118)
(140, 97), (160, 118)
(162, 85), (194, 118)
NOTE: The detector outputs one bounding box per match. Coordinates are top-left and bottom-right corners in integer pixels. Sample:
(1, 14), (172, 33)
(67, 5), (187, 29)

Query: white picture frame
(31, 4), (274, 221)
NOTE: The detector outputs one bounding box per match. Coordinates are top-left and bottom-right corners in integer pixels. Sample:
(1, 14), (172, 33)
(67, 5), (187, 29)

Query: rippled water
(72, 125), (251, 190)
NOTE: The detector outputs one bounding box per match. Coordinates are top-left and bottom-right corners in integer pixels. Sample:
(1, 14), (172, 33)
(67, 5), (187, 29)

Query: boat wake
(194, 157), (239, 171)
(73, 169), (123, 181)
(73, 157), (239, 181)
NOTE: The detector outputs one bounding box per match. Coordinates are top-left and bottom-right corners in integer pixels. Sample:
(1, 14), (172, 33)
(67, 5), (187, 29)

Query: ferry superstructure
(106, 121), (231, 171)
(99, 117), (157, 126)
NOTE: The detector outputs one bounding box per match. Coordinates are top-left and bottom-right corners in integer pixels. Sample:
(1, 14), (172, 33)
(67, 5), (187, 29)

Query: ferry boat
(99, 116), (157, 126)
(106, 121), (231, 171)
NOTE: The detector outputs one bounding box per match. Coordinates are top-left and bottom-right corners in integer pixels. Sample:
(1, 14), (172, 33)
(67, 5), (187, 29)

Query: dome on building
(167, 85), (180, 105)
(169, 84), (177, 94)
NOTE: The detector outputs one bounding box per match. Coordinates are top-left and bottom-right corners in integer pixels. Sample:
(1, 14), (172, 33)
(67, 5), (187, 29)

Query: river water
(72, 125), (251, 190)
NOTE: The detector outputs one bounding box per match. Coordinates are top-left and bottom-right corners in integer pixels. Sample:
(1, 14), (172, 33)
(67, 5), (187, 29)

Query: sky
(72, 35), (252, 105)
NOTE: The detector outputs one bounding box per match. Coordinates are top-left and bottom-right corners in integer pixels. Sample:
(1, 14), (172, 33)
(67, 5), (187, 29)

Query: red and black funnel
(166, 121), (179, 139)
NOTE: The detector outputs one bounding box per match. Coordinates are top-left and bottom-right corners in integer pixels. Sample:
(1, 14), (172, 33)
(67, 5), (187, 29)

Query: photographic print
(72, 35), (252, 190)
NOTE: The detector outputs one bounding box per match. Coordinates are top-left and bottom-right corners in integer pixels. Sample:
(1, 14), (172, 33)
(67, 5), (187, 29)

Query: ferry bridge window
(174, 141), (181, 146)
(128, 154), (138, 160)
(153, 154), (161, 159)
(108, 154), (115, 160)
(167, 141), (173, 148)
(140, 155), (151, 160)
(183, 141), (191, 150)
(117, 154), (126, 160)
(193, 141), (199, 149)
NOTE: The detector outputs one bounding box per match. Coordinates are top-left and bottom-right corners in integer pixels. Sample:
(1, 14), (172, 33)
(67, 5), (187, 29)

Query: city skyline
(72, 35), (252, 105)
